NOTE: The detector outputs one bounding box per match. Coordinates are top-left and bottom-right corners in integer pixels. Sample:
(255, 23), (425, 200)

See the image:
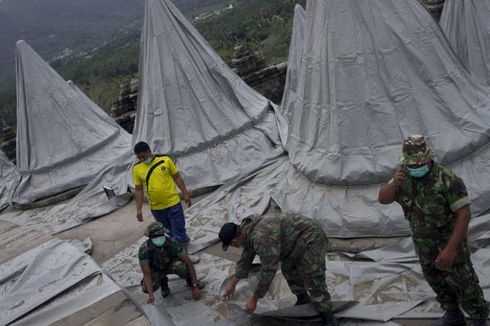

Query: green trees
(0, 0), (306, 130)
(197, 0), (305, 64)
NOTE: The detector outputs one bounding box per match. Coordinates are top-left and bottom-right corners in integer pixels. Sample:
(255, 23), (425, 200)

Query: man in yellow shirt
(133, 142), (191, 246)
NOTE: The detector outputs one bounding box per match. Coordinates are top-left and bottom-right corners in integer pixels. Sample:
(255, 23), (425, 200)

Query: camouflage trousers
(282, 228), (332, 313)
(141, 261), (189, 293)
(413, 236), (488, 319)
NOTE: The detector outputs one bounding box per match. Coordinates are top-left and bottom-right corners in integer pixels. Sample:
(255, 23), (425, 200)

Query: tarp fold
(13, 40), (132, 206)
(133, 0), (284, 190)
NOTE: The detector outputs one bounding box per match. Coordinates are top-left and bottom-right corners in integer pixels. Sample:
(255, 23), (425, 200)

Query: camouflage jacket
(138, 237), (186, 272)
(395, 163), (470, 238)
(235, 214), (327, 298)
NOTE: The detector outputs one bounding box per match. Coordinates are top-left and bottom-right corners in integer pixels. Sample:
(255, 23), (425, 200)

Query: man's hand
(379, 166), (406, 204)
(147, 293), (155, 304)
(191, 287), (201, 300)
(183, 193), (192, 208)
(221, 280), (237, 300)
(136, 210), (143, 222)
(394, 167), (407, 186)
(435, 248), (456, 270)
(245, 296), (258, 314)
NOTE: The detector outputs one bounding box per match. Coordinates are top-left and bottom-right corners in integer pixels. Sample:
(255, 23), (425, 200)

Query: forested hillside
(0, 0), (305, 134)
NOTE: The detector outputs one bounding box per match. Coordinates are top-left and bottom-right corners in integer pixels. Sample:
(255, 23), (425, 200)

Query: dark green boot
(469, 319), (487, 326)
(432, 309), (466, 326)
(161, 276), (171, 298)
(319, 311), (338, 326)
(294, 293), (311, 306)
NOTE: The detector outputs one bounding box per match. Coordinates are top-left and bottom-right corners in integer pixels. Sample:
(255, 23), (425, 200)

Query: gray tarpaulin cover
(280, 4), (305, 124)
(185, 157), (288, 253)
(13, 40), (132, 205)
(103, 214), (490, 322)
(132, 0), (284, 190)
(0, 239), (122, 325)
(440, 0), (490, 86)
(272, 0), (490, 237)
(0, 150), (19, 211)
(0, 155), (133, 234)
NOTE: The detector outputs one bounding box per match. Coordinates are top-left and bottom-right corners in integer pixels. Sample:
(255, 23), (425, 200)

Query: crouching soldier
(139, 222), (202, 303)
(219, 214), (337, 326)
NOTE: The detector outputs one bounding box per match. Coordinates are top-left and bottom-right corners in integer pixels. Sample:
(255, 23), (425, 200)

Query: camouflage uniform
(139, 223), (189, 292)
(235, 214), (332, 313)
(394, 136), (488, 319)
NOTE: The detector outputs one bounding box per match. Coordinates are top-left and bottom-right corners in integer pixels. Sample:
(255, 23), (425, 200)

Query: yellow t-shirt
(133, 155), (181, 210)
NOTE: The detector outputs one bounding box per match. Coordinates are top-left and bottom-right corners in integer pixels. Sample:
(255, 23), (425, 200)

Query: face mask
(151, 236), (166, 247)
(143, 158), (152, 165)
(406, 165), (429, 178)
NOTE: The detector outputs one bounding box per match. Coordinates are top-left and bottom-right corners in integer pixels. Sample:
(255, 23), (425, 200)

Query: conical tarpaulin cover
(13, 40), (132, 205)
(272, 0), (490, 237)
(0, 150), (19, 210)
(280, 4), (305, 124)
(440, 0), (490, 86)
(133, 0), (284, 189)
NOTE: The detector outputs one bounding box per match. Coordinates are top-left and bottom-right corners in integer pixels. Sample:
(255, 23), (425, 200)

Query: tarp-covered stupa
(273, 0), (490, 237)
(440, 0), (490, 86)
(280, 4), (305, 124)
(133, 0), (284, 190)
(13, 41), (132, 206)
(0, 150), (20, 211)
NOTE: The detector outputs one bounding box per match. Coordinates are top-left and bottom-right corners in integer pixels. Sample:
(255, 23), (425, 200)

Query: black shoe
(432, 309), (466, 326)
(294, 293), (311, 306)
(319, 311), (338, 326)
(161, 276), (171, 298)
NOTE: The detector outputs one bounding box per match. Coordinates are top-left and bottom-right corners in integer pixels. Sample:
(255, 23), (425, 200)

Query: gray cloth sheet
(185, 157), (288, 254)
(285, 0), (490, 186)
(105, 252), (245, 325)
(13, 40), (132, 206)
(272, 143), (490, 237)
(440, 0), (490, 86)
(272, 163), (410, 238)
(0, 150), (19, 211)
(280, 4), (305, 124)
(133, 0), (284, 190)
(273, 0), (490, 237)
(102, 216), (479, 322)
(0, 238), (122, 325)
(0, 154), (133, 234)
(333, 213), (490, 319)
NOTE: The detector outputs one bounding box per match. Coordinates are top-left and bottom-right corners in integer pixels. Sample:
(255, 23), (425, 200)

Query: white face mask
(143, 157), (152, 165)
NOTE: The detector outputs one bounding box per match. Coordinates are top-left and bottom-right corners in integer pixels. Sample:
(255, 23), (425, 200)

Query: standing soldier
(219, 214), (337, 326)
(378, 135), (488, 326)
(139, 222), (202, 303)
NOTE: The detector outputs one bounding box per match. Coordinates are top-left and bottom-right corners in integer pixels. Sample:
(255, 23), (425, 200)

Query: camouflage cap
(144, 222), (167, 237)
(400, 134), (435, 165)
(219, 223), (239, 251)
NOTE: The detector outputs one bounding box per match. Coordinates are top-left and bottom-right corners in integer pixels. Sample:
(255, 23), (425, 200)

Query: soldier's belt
(411, 224), (453, 238)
